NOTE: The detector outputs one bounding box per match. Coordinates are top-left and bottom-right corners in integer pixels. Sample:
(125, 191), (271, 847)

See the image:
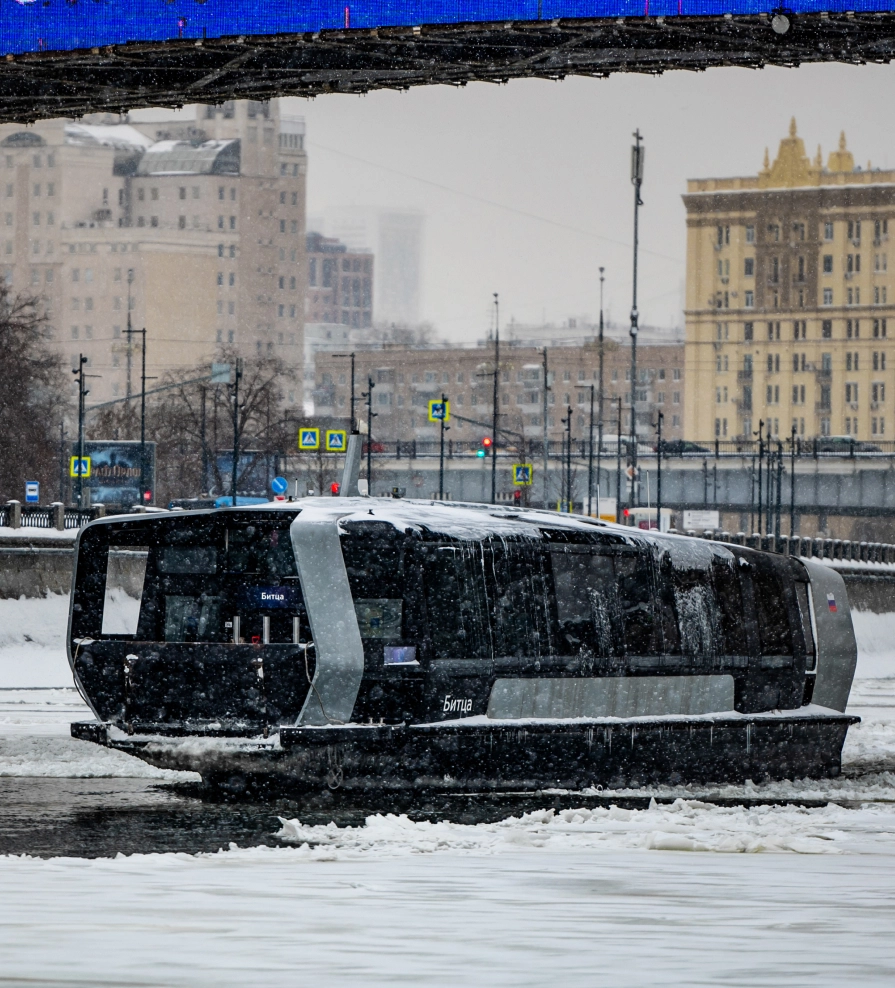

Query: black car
(656, 439), (711, 455)
(814, 436), (882, 454)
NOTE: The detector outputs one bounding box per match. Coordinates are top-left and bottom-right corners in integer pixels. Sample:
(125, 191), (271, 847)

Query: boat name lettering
(443, 695), (473, 714)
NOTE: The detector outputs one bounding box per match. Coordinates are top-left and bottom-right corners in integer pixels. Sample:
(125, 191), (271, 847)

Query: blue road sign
(271, 476), (288, 496)
(513, 464), (533, 486)
(428, 399), (450, 422)
(326, 430), (347, 452)
(298, 428), (320, 451)
(24, 481), (39, 503)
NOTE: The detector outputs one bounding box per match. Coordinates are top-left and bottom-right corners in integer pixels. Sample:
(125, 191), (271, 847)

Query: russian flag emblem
(827, 592), (837, 613)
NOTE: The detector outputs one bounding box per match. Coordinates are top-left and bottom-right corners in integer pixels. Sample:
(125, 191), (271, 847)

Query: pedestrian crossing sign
(326, 430), (347, 452)
(428, 399), (450, 422)
(513, 464), (533, 485)
(69, 456), (91, 478)
(298, 428), (320, 451)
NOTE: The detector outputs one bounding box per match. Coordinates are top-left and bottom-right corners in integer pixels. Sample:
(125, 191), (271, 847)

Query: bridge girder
(1, 13), (895, 123)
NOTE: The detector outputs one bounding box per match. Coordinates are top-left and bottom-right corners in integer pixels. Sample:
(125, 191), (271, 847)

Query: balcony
(737, 369), (753, 381)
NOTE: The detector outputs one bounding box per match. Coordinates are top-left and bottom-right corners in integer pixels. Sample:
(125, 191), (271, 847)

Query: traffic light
(482, 437), (493, 448)
(477, 436), (493, 458)
(513, 490), (522, 504)
(330, 482), (341, 496)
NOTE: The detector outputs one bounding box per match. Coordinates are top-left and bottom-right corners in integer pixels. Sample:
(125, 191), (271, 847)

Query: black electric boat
(67, 482), (859, 794)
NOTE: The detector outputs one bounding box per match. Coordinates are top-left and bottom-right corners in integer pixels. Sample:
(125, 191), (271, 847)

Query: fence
(1, 501), (101, 532)
(334, 438), (895, 461)
(681, 528), (895, 565)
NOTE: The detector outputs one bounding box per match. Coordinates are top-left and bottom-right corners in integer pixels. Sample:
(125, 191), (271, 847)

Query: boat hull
(72, 709), (858, 795)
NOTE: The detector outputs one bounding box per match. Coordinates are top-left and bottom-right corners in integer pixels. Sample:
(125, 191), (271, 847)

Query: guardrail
(1, 501), (102, 531)
(680, 529), (895, 565)
(310, 438), (895, 461)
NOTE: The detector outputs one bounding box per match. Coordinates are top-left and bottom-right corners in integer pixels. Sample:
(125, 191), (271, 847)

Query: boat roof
(86, 496), (739, 572)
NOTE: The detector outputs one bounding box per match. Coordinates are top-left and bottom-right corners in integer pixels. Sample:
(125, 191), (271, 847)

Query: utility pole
(58, 420), (66, 503)
(790, 424), (797, 537)
(200, 387), (208, 494)
(230, 358), (243, 506)
(542, 347), (549, 510)
(629, 129), (645, 522)
(362, 376), (376, 492)
(596, 266), (605, 518)
(438, 393), (449, 500)
(561, 404), (572, 511)
(491, 293), (499, 505)
(333, 353), (357, 434)
(72, 355), (88, 509)
(775, 440), (784, 542)
(758, 419), (764, 535)
(615, 396), (623, 521)
(125, 268), (134, 403)
(587, 383), (595, 517)
(765, 420), (774, 537)
(138, 326), (147, 503)
(656, 410), (663, 532)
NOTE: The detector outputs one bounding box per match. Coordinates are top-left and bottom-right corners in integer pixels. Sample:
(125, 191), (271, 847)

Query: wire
(307, 140), (684, 266)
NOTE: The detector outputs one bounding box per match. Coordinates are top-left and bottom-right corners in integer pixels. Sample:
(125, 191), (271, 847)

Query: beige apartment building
(684, 120), (895, 443)
(313, 340), (684, 443)
(0, 99), (307, 406)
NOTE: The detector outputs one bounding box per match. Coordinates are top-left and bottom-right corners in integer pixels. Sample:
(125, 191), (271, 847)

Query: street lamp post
(656, 410), (664, 532)
(72, 355), (88, 509)
(629, 130), (645, 522)
(542, 347), (549, 510)
(587, 383), (595, 516)
(361, 376), (376, 492)
(596, 266), (605, 517)
(438, 392), (449, 500)
(491, 293), (499, 505)
(334, 352), (357, 433)
(230, 358), (243, 506)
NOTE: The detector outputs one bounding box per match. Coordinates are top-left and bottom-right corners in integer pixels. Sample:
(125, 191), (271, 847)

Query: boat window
(551, 549), (622, 657)
(354, 599), (403, 639)
(486, 539), (554, 658)
(417, 543), (491, 659)
(101, 546), (149, 636)
(795, 581), (816, 670)
(158, 546), (217, 574)
(227, 522), (297, 578)
(164, 594), (224, 642)
(750, 559), (794, 655)
(712, 557), (750, 655)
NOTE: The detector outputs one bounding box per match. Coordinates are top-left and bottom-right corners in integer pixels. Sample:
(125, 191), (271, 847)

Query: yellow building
(684, 120), (895, 444)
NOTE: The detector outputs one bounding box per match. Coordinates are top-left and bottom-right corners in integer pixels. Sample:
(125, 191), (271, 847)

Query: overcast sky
(288, 61), (895, 342)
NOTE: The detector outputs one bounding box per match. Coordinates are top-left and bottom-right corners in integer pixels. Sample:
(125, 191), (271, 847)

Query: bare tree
(89, 348), (300, 505)
(0, 284), (69, 502)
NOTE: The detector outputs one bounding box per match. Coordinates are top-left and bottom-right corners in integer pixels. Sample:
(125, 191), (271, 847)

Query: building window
(846, 383), (859, 404)
(823, 287), (833, 306)
(229, 216), (236, 230)
(745, 225), (755, 244)
(744, 258), (754, 277)
(744, 290), (754, 308)
(824, 221), (834, 241)
(178, 216), (185, 229)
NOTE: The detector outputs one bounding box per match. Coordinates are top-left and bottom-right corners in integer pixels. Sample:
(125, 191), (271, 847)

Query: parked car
(655, 439), (711, 456)
(814, 436), (881, 454)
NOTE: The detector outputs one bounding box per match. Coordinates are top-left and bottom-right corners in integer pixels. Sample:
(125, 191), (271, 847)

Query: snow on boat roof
(89, 497), (737, 569)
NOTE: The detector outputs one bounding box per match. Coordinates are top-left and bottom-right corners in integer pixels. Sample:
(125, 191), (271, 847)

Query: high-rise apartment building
(0, 99), (307, 406)
(684, 120), (895, 442)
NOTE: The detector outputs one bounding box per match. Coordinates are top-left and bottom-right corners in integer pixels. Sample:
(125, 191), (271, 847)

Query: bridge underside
(2, 13), (895, 123)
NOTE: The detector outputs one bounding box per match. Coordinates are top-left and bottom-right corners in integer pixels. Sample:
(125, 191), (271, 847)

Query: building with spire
(683, 120), (894, 443)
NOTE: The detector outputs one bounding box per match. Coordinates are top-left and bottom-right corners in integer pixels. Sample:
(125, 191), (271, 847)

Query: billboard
(214, 450), (275, 497)
(2, 3), (889, 58)
(70, 440), (156, 507)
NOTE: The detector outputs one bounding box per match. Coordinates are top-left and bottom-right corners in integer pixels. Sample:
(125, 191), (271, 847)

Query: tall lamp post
(361, 376), (377, 492)
(230, 358), (243, 506)
(72, 355), (88, 509)
(596, 266), (605, 518)
(656, 410), (664, 532)
(334, 352), (357, 433)
(491, 293), (499, 505)
(629, 129), (645, 522)
(438, 393), (449, 500)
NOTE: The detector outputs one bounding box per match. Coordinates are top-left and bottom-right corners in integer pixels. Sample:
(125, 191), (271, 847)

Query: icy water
(1, 600), (895, 985)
